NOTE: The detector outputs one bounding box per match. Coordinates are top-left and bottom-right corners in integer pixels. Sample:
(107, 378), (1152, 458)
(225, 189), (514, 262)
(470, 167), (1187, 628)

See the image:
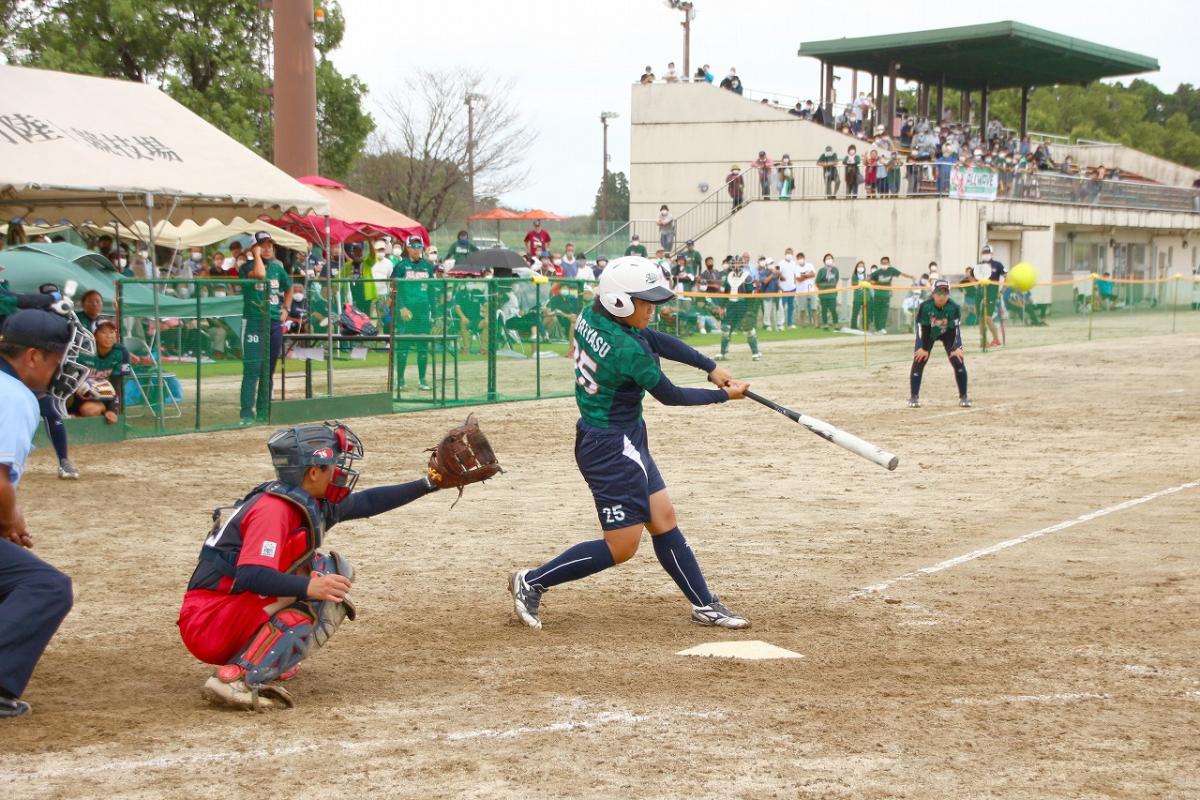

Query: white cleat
(202, 671), (294, 711)
(691, 596), (751, 629)
(509, 569), (543, 630)
(57, 458), (80, 479)
(751, 353), (762, 361)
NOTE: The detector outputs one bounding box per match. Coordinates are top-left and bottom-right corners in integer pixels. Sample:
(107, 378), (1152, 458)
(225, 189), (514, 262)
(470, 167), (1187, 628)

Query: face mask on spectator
(190, 252), (202, 261)
(982, 254), (992, 262)
(117, 258), (127, 268)
(824, 258), (834, 267)
(293, 290), (305, 301)
(393, 246), (403, 257)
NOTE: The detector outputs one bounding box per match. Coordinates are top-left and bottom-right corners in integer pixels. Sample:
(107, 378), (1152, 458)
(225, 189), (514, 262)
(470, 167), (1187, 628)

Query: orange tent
(515, 209), (568, 221)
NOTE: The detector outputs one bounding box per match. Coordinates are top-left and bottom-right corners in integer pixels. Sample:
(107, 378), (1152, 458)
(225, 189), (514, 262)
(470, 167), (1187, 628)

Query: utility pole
(667, 1), (695, 80)
(465, 92), (482, 217)
(600, 111), (619, 227)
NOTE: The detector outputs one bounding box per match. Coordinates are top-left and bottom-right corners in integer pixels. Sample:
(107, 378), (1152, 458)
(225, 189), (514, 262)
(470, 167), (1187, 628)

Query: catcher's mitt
(427, 413), (502, 505)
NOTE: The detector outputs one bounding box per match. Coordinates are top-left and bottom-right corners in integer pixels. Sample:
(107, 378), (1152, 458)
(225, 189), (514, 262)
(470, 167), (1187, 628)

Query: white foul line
(851, 480), (1200, 597)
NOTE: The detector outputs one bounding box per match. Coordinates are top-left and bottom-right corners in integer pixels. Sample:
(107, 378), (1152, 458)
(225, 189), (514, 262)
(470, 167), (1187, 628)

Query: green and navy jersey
(239, 260), (292, 321)
(391, 257), (437, 307)
(624, 244), (648, 257)
(573, 305), (664, 428)
(80, 344), (132, 382)
(916, 298), (962, 348)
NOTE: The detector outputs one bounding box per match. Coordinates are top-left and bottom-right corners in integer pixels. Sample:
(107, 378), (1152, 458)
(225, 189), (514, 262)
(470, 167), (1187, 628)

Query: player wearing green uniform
(444, 231), (478, 265)
(681, 240), (703, 274)
(715, 261), (760, 361)
(868, 257), (913, 333)
(390, 236), (437, 391)
(69, 317), (130, 423)
(509, 256), (752, 630)
(909, 280), (970, 408)
(238, 232), (293, 424)
(815, 256), (840, 328)
(849, 261), (870, 331)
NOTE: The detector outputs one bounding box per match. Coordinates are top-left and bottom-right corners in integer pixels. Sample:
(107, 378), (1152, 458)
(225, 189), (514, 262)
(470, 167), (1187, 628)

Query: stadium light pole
(666, 1), (695, 79)
(600, 111), (619, 227)
(465, 92), (484, 217)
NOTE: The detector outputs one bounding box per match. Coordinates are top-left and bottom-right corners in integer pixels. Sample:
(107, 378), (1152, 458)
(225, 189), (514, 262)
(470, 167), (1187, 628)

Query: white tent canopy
(0, 64), (329, 227)
(74, 218), (309, 253)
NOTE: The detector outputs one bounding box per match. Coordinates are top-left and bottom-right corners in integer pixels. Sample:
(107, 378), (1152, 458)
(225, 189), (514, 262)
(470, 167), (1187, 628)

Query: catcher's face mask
(325, 422), (363, 503)
(48, 320), (96, 417)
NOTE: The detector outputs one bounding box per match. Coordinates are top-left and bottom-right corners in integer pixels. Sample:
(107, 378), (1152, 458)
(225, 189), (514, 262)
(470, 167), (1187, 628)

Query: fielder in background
(391, 236), (436, 392)
(908, 279), (971, 409)
(178, 418), (499, 710)
(510, 256), (753, 631)
(716, 258), (761, 361)
(979, 243), (1007, 347)
(0, 309), (93, 718)
(238, 231), (293, 425)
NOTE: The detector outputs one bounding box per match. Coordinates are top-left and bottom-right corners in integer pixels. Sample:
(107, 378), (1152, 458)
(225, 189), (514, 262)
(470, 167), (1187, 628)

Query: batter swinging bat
(744, 390), (899, 471)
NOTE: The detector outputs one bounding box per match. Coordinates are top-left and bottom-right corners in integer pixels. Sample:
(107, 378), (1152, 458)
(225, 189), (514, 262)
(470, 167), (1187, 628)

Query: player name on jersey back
(574, 314), (613, 359)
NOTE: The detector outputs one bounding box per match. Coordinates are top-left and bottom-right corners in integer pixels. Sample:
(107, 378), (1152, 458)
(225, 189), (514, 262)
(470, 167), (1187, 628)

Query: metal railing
(619, 164), (1199, 258)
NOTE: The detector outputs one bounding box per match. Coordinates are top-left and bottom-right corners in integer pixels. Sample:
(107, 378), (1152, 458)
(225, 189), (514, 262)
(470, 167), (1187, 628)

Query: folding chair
(123, 335), (183, 419)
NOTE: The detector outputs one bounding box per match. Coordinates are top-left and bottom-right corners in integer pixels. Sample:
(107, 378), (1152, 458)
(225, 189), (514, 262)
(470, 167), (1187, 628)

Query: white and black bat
(745, 390), (899, 471)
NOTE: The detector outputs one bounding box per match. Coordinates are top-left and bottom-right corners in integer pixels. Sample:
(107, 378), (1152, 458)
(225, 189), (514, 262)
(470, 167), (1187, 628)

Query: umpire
(0, 310), (78, 718)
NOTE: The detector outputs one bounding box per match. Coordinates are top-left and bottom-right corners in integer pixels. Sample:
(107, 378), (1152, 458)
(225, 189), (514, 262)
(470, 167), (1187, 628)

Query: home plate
(676, 641), (804, 660)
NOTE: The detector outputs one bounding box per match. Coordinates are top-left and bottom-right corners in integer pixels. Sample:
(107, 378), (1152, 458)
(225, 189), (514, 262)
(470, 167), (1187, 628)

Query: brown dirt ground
(3, 330), (1199, 800)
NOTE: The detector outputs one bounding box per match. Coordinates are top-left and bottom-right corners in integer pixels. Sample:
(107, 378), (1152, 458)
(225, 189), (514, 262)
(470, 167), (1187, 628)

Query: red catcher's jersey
(187, 494), (314, 594)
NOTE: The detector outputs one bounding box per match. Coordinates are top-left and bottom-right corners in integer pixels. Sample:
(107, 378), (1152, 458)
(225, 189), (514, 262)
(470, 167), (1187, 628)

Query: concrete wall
(630, 82), (863, 213)
(1050, 144), (1200, 188)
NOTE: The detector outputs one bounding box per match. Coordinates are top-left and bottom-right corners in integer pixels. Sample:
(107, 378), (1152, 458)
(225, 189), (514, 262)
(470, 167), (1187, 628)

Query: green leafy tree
(592, 171), (630, 222)
(0, 0), (372, 179)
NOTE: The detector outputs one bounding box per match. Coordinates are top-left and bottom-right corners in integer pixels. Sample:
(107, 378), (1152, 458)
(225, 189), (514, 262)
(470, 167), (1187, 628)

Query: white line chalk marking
(444, 709), (720, 741)
(0, 709), (724, 781)
(852, 480), (1200, 597)
(952, 692), (1110, 706)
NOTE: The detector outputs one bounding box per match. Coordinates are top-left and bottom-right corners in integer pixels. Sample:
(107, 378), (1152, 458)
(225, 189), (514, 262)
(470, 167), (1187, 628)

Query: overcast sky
(331, 0), (1194, 217)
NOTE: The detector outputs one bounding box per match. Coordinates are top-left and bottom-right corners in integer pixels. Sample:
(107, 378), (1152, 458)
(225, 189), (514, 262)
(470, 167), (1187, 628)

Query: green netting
(109, 274), (1200, 437)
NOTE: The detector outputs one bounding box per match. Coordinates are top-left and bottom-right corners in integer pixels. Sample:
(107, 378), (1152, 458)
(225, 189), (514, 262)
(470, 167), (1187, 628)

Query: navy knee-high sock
(525, 539), (615, 592)
(39, 397), (68, 460)
(652, 528), (713, 607)
(910, 358), (927, 397)
(950, 355), (968, 396)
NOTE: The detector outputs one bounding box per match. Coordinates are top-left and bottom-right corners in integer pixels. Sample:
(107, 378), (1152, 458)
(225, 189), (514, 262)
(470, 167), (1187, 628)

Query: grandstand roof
(797, 21), (1159, 91)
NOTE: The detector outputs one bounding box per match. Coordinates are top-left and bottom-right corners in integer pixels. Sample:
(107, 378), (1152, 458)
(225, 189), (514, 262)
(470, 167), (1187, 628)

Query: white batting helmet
(596, 256), (675, 318)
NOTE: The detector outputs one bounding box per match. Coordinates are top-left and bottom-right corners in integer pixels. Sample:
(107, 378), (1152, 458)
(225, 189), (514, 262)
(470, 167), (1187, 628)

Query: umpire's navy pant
(0, 538), (73, 698)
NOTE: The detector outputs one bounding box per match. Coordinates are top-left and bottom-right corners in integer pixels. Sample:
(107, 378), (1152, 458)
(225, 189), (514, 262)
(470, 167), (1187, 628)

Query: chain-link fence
(103, 273), (1200, 437)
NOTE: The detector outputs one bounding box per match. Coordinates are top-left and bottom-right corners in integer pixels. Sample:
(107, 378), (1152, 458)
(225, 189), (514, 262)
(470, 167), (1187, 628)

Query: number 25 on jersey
(574, 349), (599, 395)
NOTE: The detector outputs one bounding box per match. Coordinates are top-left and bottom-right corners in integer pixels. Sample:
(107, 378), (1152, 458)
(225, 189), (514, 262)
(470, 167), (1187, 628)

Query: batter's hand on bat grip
(722, 379), (750, 400)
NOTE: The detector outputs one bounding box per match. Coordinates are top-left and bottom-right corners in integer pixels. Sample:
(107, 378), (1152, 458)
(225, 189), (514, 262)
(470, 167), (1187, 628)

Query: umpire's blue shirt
(0, 358), (39, 487)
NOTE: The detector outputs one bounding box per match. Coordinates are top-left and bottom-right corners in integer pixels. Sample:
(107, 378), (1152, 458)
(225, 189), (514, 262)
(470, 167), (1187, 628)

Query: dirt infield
(4, 333), (1199, 799)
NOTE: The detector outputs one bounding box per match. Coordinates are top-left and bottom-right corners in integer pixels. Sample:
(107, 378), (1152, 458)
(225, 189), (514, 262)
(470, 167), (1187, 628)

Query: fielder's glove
(427, 413), (502, 506)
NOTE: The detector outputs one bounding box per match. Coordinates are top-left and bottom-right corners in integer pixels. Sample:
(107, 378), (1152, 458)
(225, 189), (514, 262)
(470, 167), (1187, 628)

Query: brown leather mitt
(427, 413), (502, 504)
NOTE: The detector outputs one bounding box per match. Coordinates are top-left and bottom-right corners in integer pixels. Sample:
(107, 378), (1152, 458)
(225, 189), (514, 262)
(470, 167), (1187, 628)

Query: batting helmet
(596, 256), (674, 318)
(267, 421), (363, 503)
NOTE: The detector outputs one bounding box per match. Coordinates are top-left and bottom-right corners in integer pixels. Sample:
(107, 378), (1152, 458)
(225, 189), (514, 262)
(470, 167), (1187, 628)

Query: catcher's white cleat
(691, 596), (751, 629)
(509, 569), (543, 630)
(202, 668), (295, 711)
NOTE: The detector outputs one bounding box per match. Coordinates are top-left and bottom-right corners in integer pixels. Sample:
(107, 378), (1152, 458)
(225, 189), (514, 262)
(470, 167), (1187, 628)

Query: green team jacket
(816, 265), (840, 291)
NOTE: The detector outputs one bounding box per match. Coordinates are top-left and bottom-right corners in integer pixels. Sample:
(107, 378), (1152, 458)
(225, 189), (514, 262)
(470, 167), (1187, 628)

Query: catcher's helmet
(596, 256), (674, 318)
(267, 420), (363, 503)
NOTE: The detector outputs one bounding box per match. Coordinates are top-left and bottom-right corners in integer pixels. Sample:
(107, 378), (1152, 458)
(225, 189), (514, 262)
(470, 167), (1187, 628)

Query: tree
(592, 171), (630, 222)
(0, 0), (373, 179)
(356, 68), (536, 232)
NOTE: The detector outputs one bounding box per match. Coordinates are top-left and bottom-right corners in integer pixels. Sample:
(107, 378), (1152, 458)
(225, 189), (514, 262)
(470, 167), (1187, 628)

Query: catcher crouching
(177, 416), (499, 710)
